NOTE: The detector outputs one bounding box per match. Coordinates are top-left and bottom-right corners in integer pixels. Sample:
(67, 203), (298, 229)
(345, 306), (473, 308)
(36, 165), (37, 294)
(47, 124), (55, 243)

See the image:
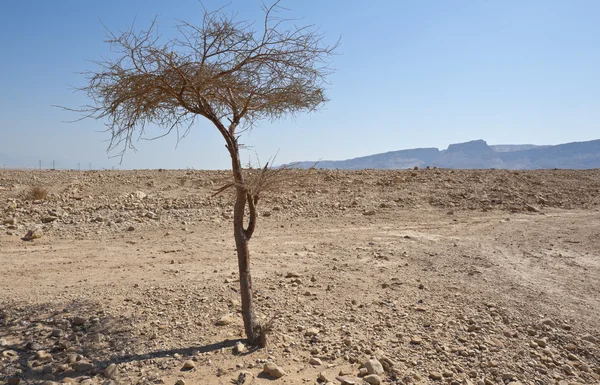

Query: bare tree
(74, 2), (338, 345)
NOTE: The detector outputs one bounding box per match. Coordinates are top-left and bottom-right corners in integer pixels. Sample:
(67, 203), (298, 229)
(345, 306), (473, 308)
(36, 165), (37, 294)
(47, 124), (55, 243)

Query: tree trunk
(230, 145), (259, 344)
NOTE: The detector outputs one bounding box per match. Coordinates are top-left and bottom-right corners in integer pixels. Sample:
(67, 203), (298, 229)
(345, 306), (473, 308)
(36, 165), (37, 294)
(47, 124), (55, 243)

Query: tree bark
(230, 142), (259, 344)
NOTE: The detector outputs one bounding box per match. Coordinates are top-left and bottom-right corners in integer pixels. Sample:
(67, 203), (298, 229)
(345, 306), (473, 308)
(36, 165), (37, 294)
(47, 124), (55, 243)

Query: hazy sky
(1, 0), (599, 169)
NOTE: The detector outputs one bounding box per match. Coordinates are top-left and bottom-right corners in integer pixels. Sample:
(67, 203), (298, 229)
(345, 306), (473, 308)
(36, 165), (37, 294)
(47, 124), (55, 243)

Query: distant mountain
(289, 139), (600, 170)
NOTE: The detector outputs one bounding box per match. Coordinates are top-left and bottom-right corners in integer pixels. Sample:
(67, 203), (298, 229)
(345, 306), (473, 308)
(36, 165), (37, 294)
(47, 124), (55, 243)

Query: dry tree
(70, 2), (338, 345)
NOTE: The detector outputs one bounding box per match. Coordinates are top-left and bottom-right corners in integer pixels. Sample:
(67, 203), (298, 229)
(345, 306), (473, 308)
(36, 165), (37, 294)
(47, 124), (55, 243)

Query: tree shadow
(0, 299), (260, 384)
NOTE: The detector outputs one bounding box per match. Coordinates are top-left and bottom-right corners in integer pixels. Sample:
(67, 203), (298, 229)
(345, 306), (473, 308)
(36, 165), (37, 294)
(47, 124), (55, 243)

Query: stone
(72, 362), (94, 372)
(104, 363), (118, 379)
(35, 351), (53, 362)
(540, 318), (556, 328)
(2, 218), (16, 225)
(175, 380), (186, 385)
(364, 374), (382, 385)
(304, 327), (320, 337)
(216, 314), (233, 326)
(127, 226), (135, 231)
(363, 359), (384, 375)
(410, 335), (423, 345)
(263, 362), (286, 378)
(335, 376), (357, 385)
(133, 191), (147, 200)
(234, 341), (247, 354)
(525, 204), (540, 213)
(182, 360), (196, 370)
(41, 216), (58, 223)
(309, 357), (322, 366)
(6, 378), (21, 385)
(582, 334), (597, 344)
(363, 210), (376, 216)
(429, 371), (443, 380)
(72, 316), (86, 326)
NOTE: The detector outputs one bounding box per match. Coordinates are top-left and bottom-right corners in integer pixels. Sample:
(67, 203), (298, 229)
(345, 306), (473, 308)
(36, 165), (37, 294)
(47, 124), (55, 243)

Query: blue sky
(1, 0), (599, 169)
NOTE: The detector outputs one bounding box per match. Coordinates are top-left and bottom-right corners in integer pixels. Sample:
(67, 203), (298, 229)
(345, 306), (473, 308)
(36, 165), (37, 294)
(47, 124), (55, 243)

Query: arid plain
(1, 169), (599, 385)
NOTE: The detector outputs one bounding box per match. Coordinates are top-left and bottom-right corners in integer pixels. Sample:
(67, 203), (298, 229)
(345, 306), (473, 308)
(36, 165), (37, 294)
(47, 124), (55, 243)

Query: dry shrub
(28, 186), (48, 200)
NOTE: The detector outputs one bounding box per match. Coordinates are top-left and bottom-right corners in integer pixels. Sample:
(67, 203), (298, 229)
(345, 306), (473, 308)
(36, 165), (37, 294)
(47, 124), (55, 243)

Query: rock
(25, 341), (43, 351)
(127, 226), (135, 231)
(182, 360), (196, 371)
(50, 328), (64, 337)
(363, 210), (376, 216)
(309, 357), (322, 366)
(175, 380), (186, 385)
(263, 362), (286, 378)
(336, 376), (357, 385)
(364, 374), (382, 385)
(318, 372), (333, 382)
(104, 363), (118, 379)
(363, 359), (384, 375)
(582, 334), (597, 344)
(410, 335), (423, 345)
(216, 314), (233, 326)
(72, 361), (94, 372)
(35, 350), (53, 362)
(262, 211), (272, 217)
(429, 371), (443, 380)
(525, 204), (540, 213)
(539, 318), (556, 328)
(304, 327), (320, 337)
(285, 272), (301, 278)
(133, 191), (147, 200)
(41, 216), (58, 223)
(2, 218), (16, 225)
(22, 228), (42, 241)
(6, 378), (21, 385)
(234, 341), (247, 354)
(72, 316), (86, 326)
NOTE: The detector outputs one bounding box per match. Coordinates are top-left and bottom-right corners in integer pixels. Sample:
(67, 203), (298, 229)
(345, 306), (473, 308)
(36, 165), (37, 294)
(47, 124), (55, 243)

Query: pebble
(263, 362), (286, 378)
(234, 341), (247, 354)
(429, 371), (443, 380)
(363, 374), (382, 385)
(304, 327), (320, 337)
(363, 359), (384, 375)
(540, 318), (556, 328)
(216, 314), (233, 326)
(336, 376), (357, 385)
(182, 360), (196, 370)
(72, 362), (94, 372)
(309, 357), (323, 366)
(411, 335), (423, 345)
(104, 363), (118, 379)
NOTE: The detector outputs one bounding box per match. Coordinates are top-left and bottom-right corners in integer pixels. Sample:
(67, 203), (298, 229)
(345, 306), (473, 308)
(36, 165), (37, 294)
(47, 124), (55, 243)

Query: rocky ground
(0, 168), (599, 385)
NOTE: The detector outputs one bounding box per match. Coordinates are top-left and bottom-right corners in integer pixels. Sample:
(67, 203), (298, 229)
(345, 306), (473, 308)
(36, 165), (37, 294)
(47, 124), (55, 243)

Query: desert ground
(1, 168), (599, 385)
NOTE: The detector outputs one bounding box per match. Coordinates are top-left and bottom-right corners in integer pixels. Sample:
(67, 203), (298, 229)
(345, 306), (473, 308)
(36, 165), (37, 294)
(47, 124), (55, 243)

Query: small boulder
(181, 360), (196, 371)
(363, 359), (384, 375)
(263, 362), (286, 378)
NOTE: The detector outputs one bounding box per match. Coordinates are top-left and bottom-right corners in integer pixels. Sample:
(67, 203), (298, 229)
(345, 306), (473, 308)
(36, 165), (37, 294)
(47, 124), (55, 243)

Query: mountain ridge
(289, 139), (600, 170)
